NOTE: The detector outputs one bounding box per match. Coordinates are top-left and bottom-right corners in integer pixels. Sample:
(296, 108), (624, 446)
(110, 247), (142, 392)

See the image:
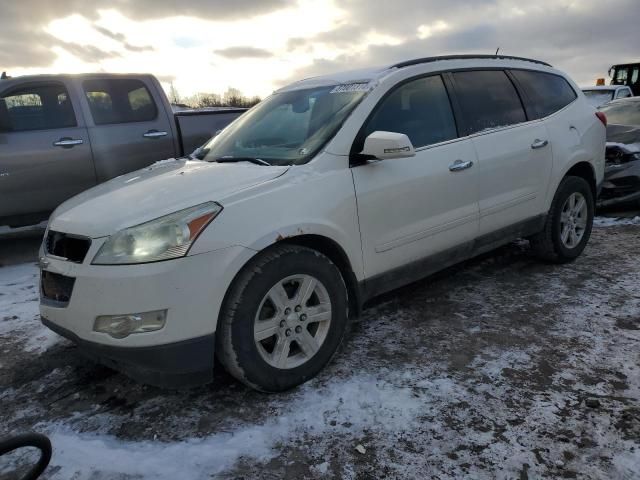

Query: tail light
(595, 111), (607, 127)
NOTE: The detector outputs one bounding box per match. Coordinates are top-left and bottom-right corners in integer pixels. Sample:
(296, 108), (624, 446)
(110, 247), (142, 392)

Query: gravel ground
(0, 218), (639, 479)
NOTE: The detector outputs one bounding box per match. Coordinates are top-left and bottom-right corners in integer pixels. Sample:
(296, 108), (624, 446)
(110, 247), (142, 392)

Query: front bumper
(39, 243), (256, 387)
(42, 317), (215, 387)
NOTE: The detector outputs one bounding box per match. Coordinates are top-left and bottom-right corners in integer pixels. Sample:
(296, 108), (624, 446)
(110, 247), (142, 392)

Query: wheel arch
(564, 161), (597, 201)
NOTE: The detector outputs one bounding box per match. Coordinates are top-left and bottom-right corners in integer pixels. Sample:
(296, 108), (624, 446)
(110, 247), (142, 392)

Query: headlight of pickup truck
(92, 202), (222, 265)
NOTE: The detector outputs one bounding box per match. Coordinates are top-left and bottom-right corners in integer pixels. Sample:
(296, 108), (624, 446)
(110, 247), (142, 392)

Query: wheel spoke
(569, 193), (576, 210)
(271, 337), (291, 368)
(573, 197), (585, 216)
(569, 228), (578, 247)
(561, 225), (570, 244)
(305, 304), (331, 324)
(293, 276), (316, 306)
(268, 283), (290, 313)
(297, 329), (319, 357)
(254, 317), (280, 341)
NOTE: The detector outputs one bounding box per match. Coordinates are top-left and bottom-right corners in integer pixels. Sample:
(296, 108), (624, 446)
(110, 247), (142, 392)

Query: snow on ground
(1, 220), (639, 479)
(593, 215), (640, 227)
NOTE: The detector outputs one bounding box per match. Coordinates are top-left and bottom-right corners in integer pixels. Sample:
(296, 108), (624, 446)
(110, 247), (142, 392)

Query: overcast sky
(1, 0), (638, 99)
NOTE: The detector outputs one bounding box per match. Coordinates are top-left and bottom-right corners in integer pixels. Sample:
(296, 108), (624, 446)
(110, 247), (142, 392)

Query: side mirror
(360, 131), (415, 160)
(0, 99), (11, 132)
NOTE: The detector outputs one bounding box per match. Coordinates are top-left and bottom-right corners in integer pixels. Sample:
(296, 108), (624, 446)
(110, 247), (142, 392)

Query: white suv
(39, 55), (606, 391)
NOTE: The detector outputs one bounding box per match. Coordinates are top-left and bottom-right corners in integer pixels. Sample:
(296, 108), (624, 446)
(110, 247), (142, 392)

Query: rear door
(449, 70), (552, 235)
(80, 77), (176, 182)
(0, 81), (96, 224)
(351, 74), (479, 281)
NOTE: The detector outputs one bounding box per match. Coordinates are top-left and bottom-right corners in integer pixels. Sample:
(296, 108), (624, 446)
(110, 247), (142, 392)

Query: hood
(606, 124), (640, 153)
(50, 159), (289, 237)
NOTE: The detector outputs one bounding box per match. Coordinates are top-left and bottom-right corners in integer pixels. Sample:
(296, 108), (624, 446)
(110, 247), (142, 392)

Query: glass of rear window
(83, 79), (157, 125)
(510, 70), (577, 119)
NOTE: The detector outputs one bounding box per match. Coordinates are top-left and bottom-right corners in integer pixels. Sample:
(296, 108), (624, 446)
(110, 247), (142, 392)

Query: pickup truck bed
(0, 73), (246, 227)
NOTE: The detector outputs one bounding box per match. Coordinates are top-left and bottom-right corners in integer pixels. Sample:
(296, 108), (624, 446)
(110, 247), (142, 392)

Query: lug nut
(285, 328), (292, 337)
(295, 326), (302, 334)
(300, 314), (307, 321)
(284, 308), (291, 315)
(279, 320), (286, 328)
(295, 305), (302, 312)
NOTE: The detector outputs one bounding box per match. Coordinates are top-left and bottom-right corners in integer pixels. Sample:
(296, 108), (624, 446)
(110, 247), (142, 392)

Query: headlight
(92, 202), (222, 265)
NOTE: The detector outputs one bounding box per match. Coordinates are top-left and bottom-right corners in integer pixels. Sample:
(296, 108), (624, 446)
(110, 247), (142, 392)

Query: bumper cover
(42, 317), (215, 388)
(598, 160), (640, 207)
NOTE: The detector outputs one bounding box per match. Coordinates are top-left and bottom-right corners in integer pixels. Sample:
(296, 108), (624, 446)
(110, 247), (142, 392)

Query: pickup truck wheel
(216, 244), (348, 392)
(530, 176), (594, 263)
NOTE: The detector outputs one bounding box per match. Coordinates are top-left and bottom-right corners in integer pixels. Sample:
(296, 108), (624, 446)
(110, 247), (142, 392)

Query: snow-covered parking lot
(1, 217), (639, 479)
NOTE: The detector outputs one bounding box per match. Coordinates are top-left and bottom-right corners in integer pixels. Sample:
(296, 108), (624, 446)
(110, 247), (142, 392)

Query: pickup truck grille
(46, 231), (91, 263)
(41, 271), (75, 305)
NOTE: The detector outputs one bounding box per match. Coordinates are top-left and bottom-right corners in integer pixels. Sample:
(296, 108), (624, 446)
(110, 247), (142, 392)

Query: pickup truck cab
(39, 55), (605, 391)
(581, 85), (633, 107)
(0, 74), (245, 227)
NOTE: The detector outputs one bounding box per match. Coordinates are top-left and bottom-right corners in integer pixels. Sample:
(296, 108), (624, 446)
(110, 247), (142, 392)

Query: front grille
(41, 271), (75, 305)
(45, 231), (91, 263)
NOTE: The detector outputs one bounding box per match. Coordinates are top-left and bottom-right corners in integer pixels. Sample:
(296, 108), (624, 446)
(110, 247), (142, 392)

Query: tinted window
(617, 89), (632, 99)
(83, 79), (157, 125)
(452, 70), (526, 135)
(362, 75), (457, 148)
(1, 84), (76, 132)
(511, 70), (577, 119)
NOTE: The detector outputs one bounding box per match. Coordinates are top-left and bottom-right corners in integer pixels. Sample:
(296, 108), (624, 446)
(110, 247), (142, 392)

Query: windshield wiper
(213, 156), (271, 166)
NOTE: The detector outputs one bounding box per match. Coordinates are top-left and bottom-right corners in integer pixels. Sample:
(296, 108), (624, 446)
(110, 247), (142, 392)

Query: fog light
(93, 310), (167, 339)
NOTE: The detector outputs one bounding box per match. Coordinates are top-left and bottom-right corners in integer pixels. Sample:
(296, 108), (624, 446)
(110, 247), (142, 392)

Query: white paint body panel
(41, 57), (605, 352)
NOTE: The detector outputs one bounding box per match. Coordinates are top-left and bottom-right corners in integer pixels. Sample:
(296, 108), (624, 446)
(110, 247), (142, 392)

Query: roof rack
(391, 54), (551, 69)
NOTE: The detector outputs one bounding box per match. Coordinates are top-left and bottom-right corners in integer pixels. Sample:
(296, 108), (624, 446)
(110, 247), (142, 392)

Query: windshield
(582, 90), (614, 107)
(199, 84), (369, 166)
(599, 101), (640, 126)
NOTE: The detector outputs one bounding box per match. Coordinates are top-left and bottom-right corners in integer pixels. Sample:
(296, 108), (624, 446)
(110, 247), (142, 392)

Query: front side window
(614, 67), (629, 84)
(599, 101), (640, 126)
(452, 70), (526, 135)
(1, 83), (76, 132)
(199, 84), (368, 166)
(83, 79), (157, 125)
(512, 70), (577, 119)
(617, 89), (632, 99)
(360, 75), (457, 149)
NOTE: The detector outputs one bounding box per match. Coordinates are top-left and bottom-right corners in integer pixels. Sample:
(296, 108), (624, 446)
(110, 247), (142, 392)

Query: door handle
(53, 138), (83, 148)
(143, 130), (168, 139)
(449, 159), (474, 172)
(531, 139), (549, 149)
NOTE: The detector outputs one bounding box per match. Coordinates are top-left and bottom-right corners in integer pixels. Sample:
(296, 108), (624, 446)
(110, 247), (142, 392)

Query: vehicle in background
(597, 97), (640, 207)
(39, 55), (605, 392)
(609, 63), (640, 96)
(581, 85), (633, 107)
(0, 73), (246, 228)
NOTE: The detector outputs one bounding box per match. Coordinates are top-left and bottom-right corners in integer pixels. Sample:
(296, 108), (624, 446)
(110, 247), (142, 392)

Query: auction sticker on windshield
(330, 83), (371, 94)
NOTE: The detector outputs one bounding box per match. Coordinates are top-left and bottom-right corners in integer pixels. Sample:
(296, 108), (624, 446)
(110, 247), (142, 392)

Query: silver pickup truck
(0, 73), (246, 227)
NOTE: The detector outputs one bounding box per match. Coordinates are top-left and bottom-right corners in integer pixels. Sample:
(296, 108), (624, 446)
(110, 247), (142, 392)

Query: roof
(0, 72), (155, 88)
(278, 54), (555, 93)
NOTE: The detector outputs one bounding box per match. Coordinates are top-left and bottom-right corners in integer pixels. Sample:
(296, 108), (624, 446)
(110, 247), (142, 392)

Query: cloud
(0, 0), (293, 69)
(214, 46), (274, 59)
(93, 25), (154, 52)
(280, 0), (640, 87)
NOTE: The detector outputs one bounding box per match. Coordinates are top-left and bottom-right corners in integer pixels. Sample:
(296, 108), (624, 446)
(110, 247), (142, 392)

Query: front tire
(216, 244), (348, 392)
(530, 175), (594, 263)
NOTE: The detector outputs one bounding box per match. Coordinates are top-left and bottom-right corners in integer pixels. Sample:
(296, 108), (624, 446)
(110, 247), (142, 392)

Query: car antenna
(495, 47), (500, 55)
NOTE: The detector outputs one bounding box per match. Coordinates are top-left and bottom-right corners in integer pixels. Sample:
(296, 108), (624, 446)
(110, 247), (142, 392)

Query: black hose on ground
(0, 433), (51, 480)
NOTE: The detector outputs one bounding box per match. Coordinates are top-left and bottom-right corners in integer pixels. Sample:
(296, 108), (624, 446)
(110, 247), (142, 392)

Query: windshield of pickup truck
(199, 84), (370, 165)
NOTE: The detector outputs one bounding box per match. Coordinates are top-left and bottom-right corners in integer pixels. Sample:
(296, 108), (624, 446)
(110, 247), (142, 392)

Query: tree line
(169, 83), (261, 109)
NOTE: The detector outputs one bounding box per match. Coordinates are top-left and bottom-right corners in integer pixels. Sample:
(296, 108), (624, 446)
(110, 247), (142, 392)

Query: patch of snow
(593, 216), (640, 227)
(34, 375), (422, 479)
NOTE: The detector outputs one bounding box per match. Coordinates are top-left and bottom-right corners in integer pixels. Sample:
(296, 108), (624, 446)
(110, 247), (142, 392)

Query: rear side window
(452, 70), (526, 135)
(361, 75), (458, 149)
(1, 84), (76, 132)
(83, 79), (157, 125)
(511, 70), (577, 119)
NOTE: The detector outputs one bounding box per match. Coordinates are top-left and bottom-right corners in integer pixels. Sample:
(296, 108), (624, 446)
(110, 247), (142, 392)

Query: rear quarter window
(510, 70), (577, 119)
(83, 79), (157, 125)
(451, 70), (526, 135)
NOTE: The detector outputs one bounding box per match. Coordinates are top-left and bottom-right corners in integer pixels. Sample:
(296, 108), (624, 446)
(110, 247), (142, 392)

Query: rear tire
(530, 176), (594, 263)
(216, 244), (348, 392)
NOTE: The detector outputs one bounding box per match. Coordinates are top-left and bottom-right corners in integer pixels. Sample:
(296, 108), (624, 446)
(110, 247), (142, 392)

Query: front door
(351, 75), (479, 282)
(0, 81), (96, 225)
